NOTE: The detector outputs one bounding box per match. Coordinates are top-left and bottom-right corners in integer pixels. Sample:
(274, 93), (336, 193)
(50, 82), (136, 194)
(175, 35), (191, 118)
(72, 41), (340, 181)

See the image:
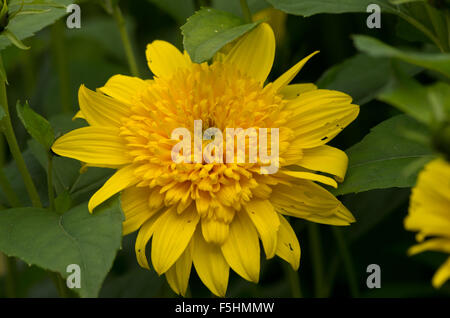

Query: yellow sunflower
(52, 23), (359, 297)
(405, 158), (450, 289)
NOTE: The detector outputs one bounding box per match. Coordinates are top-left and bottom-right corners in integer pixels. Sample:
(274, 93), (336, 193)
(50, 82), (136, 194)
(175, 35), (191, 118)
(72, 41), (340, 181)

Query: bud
(432, 121), (450, 161)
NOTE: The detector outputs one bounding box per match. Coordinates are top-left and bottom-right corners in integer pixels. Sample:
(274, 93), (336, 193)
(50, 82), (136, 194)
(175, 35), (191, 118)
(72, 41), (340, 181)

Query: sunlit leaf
(181, 8), (259, 63)
(0, 0), (72, 51)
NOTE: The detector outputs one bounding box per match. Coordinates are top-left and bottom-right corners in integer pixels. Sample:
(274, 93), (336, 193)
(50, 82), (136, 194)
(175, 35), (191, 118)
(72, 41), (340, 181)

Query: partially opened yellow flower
(405, 158), (450, 289)
(52, 23), (359, 297)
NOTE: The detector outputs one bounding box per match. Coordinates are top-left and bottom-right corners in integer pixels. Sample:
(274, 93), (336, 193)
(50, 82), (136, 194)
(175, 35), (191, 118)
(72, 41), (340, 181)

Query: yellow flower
(52, 23), (359, 297)
(405, 158), (450, 289)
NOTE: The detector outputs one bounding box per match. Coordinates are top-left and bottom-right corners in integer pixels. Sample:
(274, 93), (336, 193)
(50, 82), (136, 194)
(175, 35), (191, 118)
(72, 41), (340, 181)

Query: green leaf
(427, 82), (450, 123)
(333, 115), (435, 196)
(378, 66), (450, 125)
(0, 0), (72, 51)
(2, 29), (30, 50)
(54, 190), (71, 214)
(266, 0), (394, 17)
(378, 68), (433, 124)
(16, 101), (54, 150)
(0, 198), (124, 298)
(181, 8), (259, 63)
(146, 0), (195, 24)
(353, 35), (450, 78)
(317, 54), (393, 105)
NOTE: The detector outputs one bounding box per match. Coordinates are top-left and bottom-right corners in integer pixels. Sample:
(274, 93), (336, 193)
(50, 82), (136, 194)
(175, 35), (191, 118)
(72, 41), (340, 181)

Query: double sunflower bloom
(52, 23), (360, 296)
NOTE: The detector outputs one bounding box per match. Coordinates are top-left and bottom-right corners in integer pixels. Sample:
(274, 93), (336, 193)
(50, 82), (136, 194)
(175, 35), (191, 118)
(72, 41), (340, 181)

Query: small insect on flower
(52, 23), (359, 297)
(405, 158), (450, 289)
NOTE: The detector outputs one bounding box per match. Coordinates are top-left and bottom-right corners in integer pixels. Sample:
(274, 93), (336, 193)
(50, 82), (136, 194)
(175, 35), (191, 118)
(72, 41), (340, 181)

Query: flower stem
(0, 55), (42, 208)
(51, 20), (71, 113)
(112, 3), (140, 77)
(240, 0), (253, 23)
(332, 228), (360, 297)
(307, 223), (325, 297)
(283, 262), (302, 298)
(47, 154), (55, 211)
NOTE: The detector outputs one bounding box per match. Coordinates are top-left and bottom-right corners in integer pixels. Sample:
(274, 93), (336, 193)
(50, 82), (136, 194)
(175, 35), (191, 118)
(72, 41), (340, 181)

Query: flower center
(119, 61), (289, 220)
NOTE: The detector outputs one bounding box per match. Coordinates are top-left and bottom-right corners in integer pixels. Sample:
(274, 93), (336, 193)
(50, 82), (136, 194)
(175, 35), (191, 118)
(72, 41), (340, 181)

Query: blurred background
(0, 0), (449, 298)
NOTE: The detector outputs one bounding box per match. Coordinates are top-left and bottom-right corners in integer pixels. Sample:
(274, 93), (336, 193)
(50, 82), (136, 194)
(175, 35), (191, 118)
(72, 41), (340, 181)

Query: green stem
(332, 228), (360, 298)
(51, 20), (71, 113)
(0, 166), (21, 207)
(283, 263), (302, 298)
(47, 154), (55, 211)
(112, 3), (140, 77)
(308, 223), (325, 297)
(240, 0), (253, 23)
(5, 256), (17, 298)
(0, 55), (42, 208)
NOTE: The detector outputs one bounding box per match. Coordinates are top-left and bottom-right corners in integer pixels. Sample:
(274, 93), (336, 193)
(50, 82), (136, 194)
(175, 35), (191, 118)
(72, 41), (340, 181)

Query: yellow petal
(279, 83), (317, 99)
(408, 238), (450, 256)
(166, 242), (193, 297)
(98, 74), (148, 105)
(192, 229), (229, 297)
(244, 200), (279, 259)
(122, 186), (158, 236)
(295, 145), (348, 182)
(146, 40), (191, 78)
(151, 206), (199, 275)
(271, 181), (355, 226)
(281, 170), (338, 188)
(88, 164), (138, 212)
(252, 8), (287, 44)
(276, 215), (301, 270)
(73, 110), (85, 120)
(432, 257), (450, 289)
(221, 211), (260, 283)
(223, 23), (275, 84)
(78, 85), (131, 127)
(271, 51), (319, 92)
(286, 89), (359, 148)
(201, 217), (230, 245)
(135, 213), (160, 269)
(52, 126), (131, 167)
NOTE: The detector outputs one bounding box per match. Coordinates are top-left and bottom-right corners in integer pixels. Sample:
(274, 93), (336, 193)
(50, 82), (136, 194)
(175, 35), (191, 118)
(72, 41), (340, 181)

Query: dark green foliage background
(0, 0), (449, 298)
